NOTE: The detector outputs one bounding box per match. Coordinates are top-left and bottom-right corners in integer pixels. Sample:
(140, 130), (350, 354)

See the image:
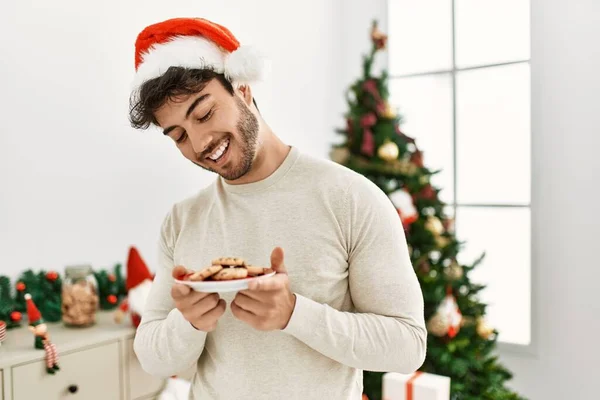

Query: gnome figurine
(114, 246), (154, 328)
(25, 293), (60, 374)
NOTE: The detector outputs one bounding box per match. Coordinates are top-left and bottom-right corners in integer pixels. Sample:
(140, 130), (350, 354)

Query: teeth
(209, 139), (229, 161)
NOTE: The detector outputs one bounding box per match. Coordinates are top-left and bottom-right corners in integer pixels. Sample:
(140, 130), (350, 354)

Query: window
(387, 0), (531, 346)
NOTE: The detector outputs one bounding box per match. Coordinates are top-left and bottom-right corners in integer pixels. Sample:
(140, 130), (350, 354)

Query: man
(130, 17), (426, 400)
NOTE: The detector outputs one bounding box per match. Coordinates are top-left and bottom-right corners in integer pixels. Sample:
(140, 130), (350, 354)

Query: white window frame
(386, 0), (536, 356)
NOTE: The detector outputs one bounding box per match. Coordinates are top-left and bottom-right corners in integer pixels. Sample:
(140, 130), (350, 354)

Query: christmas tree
(94, 263), (126, 310)
(14, 269), (62, 323)
(0, 276), (22, 329)
(331, 21), (524, 400)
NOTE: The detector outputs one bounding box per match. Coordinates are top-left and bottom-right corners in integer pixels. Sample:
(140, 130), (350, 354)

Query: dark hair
(129, 67), (257, 130)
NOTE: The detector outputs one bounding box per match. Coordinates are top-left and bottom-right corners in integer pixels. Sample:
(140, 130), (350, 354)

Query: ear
(236, 85), (253, 107)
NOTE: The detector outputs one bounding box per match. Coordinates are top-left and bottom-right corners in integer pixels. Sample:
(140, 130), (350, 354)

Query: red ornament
(360, 112), (377, 128)
(46, 271), (58, 281)
(108, 274), (116, 283)
(16, 282), (26, 291)
(410, 150), (424, 168)
(420, 184), (436, 200)
(363, 79), (383, 104)
(107, 295), (118, 304)
(361, 129), (375, 157)
(10, 311), (22, 322)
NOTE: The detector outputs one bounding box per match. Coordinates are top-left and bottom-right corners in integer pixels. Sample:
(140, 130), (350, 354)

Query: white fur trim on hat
(225, 45), (268, 87)
(132, 36), (266, 90)
(132, 36), (226, 90)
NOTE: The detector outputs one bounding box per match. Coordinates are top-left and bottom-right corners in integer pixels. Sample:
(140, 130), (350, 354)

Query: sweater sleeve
(282, 176), (427, 373)
(133, 210), (208, 378)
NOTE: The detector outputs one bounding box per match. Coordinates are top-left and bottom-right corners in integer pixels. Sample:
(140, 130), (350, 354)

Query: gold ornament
(425, 216), (444, 236)
(377, 140), (399, 162)
(476, 318), (495, 340)
(426, 313), (449, 337)
(330, 147), (350, 164)
(435, 235), (450, 248)
(444, 262), (464, 281)
(382, 103), (397, 119)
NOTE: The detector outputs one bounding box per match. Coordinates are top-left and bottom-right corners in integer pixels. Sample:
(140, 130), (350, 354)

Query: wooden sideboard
(0, 311), (180, 400)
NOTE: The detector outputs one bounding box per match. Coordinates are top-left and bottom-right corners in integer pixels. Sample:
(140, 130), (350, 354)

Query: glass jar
(62, 265), (99, 327)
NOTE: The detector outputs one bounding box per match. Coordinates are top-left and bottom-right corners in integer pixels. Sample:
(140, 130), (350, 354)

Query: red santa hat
(132, 17), (267, 91)
(126, 246), (153, 291)
(24, 293), (44, 327)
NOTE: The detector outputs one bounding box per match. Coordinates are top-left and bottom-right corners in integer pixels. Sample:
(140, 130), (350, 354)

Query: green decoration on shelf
(0, 275), (22, 329)
(14, 269), (62, 323)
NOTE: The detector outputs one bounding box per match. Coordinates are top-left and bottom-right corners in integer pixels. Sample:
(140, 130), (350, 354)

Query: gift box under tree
(383, 371), (450, 400)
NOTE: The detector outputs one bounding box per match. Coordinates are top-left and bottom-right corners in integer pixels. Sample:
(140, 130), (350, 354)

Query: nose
(189, 130), (213, 158)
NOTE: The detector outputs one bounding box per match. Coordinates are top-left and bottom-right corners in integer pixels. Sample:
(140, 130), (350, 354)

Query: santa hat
(126, 246), (153, 291)
(132, 17), (267, 91)
(25, 293), (44, 327)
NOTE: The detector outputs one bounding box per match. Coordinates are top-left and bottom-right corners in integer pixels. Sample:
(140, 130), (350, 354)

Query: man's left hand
(231, 247), (296, 331)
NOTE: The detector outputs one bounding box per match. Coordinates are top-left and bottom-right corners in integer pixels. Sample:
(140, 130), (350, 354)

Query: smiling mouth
(207, 138), (230, 163)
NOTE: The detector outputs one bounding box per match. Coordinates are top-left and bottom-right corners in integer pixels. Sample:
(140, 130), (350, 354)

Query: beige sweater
(134, 146), (427, 400)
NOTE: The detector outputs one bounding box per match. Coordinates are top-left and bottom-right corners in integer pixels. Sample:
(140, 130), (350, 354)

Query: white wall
(497, 0), (600, 398)
(0, 1), (386, 280)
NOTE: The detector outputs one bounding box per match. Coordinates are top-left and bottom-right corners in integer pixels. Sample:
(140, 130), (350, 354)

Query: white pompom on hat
(132, 17), (267, 90)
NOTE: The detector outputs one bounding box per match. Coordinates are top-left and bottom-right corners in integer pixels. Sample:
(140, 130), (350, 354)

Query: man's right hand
(171, 266), (226, 332)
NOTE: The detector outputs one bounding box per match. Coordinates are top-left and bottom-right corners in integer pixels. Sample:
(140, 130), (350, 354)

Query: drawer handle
(67, 384), (79, 394)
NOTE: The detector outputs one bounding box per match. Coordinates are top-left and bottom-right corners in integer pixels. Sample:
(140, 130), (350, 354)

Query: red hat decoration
(132, 17), (267, 91)
(25, 293), (44, 327)
(126, 246), (154, 291)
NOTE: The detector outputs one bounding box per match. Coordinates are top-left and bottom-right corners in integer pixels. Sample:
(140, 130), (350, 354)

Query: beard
(193, 96), (259, 181)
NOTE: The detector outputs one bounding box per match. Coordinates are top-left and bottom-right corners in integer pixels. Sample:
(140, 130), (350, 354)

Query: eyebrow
(162, 93), (211, 135)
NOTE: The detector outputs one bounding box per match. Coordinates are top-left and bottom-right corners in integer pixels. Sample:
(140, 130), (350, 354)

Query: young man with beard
(130, 17), (426, 400)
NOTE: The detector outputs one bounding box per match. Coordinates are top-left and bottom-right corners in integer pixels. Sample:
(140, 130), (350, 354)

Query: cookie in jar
(61, 265), (99, 327)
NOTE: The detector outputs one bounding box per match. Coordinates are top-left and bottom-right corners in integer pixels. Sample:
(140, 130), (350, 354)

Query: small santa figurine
(25, 293), (60, 374)
(114, 246), (154, 328)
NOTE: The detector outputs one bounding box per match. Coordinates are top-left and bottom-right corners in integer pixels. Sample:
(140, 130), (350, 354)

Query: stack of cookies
(181, 257), (273, 282)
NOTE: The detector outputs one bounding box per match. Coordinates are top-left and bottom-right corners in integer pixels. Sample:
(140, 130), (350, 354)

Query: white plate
(174, 271), (276, 293)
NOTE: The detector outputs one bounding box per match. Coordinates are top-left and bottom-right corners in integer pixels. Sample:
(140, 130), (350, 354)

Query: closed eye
(198, 108), (214, 123)
(175, 131), (187, 144)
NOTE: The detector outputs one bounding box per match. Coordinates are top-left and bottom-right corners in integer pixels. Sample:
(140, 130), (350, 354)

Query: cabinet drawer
(126, 338), (164, 399)
(12, 341), (121, 400)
